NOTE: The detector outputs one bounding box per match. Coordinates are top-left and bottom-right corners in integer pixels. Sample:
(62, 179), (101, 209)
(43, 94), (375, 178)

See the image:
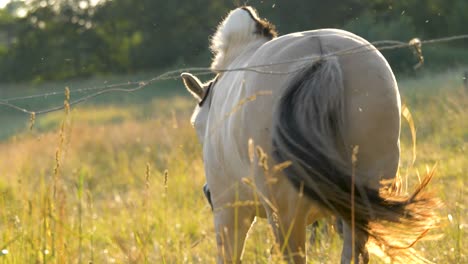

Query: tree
(0, 0), (466, 83)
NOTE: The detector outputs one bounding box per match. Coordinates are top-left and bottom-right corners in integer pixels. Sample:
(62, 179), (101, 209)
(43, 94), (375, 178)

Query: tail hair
(272, 57), (441, 263)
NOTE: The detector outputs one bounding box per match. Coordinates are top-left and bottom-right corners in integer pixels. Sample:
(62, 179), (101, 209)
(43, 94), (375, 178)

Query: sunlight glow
(0, 0), (103, 9)
(0, 0), (9, 8)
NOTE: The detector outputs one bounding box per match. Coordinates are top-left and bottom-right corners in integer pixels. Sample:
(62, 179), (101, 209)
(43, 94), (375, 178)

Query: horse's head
(181, 72), (215, 144)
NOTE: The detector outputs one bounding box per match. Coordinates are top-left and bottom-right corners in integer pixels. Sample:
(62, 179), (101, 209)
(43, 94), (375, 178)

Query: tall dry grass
(0, 69), (466, 263)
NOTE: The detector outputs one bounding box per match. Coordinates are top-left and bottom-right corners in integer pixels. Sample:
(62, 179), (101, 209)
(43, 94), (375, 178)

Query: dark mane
(241, 6), (278, 39)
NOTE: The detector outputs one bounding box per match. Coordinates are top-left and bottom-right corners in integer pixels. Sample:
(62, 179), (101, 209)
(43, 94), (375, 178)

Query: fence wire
(0, 34), (467, 116)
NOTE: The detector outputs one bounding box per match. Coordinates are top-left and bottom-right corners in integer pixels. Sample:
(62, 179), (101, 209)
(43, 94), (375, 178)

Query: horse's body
(182, 7), (438, 264)
(205, 28), (401, 194)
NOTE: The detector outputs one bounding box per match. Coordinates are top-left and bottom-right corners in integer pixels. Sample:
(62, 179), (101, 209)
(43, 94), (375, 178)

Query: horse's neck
(212, 39), (267, 71)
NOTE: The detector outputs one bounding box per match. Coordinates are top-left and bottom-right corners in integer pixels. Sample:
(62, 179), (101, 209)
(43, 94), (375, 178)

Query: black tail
(272, 57), (440, 263)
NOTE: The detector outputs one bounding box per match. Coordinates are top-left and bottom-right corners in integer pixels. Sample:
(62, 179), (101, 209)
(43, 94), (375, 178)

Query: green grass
(0, 68), (466, 263)
(0, 69), (190, 140)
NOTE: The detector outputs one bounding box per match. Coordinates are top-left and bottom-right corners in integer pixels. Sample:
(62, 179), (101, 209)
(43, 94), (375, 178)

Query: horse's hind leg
(341, 221), (369, 264)
(214, 207), (255, 264)
(268, 213), (308, 264)
(267, 199), (321, 264)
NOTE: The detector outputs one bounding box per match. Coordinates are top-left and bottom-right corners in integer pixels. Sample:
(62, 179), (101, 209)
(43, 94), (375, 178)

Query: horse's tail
(272, 57), (440, 262)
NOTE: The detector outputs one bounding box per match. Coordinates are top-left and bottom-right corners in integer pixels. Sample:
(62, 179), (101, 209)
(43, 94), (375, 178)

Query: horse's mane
(210, 6), (277, 70)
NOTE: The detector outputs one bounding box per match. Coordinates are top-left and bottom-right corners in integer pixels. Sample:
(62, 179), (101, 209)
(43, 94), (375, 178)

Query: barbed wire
(0, 34), (467, 116)
(1, 81), (141, 102)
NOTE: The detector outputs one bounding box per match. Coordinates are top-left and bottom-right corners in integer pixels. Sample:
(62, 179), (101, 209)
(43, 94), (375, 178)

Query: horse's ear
(181, 73), (204, 101)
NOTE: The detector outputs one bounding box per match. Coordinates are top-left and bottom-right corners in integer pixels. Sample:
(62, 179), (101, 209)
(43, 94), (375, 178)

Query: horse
(181, 6), (439, 264)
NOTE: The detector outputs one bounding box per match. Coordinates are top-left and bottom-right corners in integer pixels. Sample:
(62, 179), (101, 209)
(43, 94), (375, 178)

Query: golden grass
(0, 69), (466, 263)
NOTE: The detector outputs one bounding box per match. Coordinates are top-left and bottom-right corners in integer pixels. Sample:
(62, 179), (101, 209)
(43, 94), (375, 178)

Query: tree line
(0, 0), (466, 83)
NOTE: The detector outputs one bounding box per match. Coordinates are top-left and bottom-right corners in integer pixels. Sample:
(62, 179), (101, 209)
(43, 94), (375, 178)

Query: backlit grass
(0, 68), (466, 263)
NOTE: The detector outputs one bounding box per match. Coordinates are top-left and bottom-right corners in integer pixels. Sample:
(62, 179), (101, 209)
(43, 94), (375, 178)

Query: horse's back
(242, 29), (401, 188)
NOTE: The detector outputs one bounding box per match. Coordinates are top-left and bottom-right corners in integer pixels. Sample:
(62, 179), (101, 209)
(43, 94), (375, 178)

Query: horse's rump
(271, 49), (440, 262)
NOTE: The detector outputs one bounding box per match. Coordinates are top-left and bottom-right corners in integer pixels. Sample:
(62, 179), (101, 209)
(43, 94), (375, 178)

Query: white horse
(181, 6), (439, 264)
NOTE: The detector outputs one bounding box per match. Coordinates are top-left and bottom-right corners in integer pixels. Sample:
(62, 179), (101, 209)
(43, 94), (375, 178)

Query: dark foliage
(0, 0), (466, 83)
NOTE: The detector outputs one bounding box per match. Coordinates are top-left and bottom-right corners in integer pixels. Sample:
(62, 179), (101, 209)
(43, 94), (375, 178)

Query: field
(0, 68), (466, 263)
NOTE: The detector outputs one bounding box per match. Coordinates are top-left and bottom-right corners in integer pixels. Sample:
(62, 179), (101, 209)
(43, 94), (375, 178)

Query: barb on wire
(409, 38), (424, 69)
(0, 34), (467, 116)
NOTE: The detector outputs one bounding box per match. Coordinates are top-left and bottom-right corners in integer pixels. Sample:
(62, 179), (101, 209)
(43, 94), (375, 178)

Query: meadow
(0, 68), (466, 263)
